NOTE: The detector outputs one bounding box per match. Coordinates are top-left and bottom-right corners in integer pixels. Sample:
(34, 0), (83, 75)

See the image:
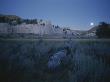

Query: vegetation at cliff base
(96, 22), (110, 38)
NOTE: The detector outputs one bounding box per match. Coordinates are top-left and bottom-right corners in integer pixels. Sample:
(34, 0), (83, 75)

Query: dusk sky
(0, 0), (110, 30)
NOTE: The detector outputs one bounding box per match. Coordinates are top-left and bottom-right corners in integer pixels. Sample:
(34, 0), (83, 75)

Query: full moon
(90, 22), (94, 26)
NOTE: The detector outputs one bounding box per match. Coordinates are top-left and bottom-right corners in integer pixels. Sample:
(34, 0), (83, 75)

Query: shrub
(96, 22), (110, 38)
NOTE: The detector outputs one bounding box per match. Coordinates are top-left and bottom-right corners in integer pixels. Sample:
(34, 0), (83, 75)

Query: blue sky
(0, 0), (110, 30)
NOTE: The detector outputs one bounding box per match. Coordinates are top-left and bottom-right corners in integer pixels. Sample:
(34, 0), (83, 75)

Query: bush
(96, 22), (110, 38)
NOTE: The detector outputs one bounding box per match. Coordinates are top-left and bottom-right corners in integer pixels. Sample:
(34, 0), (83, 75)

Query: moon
(90, 22), (94, 26)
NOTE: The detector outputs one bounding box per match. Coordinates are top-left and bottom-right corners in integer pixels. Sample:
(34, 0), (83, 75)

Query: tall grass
(0, 40), (110, 82)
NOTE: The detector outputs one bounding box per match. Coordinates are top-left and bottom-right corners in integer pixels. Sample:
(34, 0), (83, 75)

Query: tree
(15, 18), (22, 24)
(55, 25), (60, 28)
(42, 23), (45, 26)
(96, 22), (110, 38)
(63, 28), (67, 38)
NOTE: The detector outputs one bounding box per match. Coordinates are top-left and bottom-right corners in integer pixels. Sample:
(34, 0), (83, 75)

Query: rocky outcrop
(0, 14), (97, 38)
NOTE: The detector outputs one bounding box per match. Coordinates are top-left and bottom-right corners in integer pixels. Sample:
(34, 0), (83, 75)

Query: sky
(0, 0), (110, 30)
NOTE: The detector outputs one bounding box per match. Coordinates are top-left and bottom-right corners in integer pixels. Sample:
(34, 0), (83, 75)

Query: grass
(0, 39), (110, 82)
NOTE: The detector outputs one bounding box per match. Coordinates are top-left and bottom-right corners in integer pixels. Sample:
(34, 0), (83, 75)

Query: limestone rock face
(0, 23), (53, 34)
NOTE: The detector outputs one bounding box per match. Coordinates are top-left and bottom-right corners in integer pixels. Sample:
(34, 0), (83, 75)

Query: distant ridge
(0, 14), (97, 39)
(0, 14), (21, 20)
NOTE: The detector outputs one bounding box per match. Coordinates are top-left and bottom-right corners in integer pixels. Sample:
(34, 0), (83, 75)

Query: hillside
(0, 14), (97, 39)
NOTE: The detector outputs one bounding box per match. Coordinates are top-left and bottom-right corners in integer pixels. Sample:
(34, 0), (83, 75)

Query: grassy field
(0, 39), (110, 82)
